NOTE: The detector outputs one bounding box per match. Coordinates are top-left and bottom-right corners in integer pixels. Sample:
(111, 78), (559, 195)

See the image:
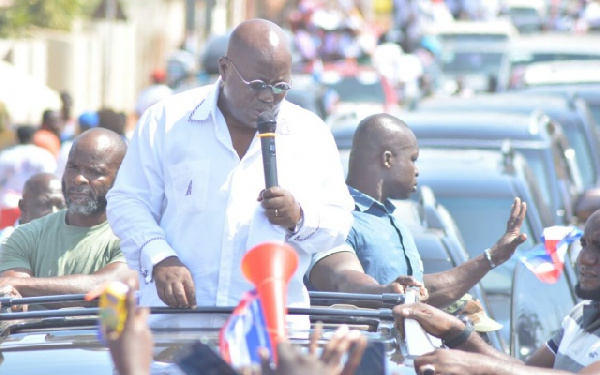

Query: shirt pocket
(166, 160), (210, 214)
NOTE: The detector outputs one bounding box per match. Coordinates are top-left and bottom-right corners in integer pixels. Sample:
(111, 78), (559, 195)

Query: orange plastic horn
(241, 242), (298, 350)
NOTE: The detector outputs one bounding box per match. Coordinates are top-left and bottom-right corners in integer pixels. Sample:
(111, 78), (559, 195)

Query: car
(520, 83), (600, 138)
(504, 0), (547, 33)
(407, 147), (576, 353)
(318, 63), (399, 118)
(415, 92), (600, 196)
(423, 20), (517, 94)
(0, 292), (416, 375)
(331, 109), (575, 226)
(497, 33), (600, 90)
(522, 60), (600, 88)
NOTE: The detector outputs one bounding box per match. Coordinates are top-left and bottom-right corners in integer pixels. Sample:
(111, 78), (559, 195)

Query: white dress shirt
(106, 80), (354, 328)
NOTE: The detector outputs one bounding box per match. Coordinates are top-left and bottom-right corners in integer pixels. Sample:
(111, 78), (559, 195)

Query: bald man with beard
(0, 128), (129, 305)
(107, 19), (353, 325)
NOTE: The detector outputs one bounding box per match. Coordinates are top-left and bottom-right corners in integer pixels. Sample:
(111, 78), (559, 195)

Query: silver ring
(421, 364), (435, 375)
(275, 209), (278, 217)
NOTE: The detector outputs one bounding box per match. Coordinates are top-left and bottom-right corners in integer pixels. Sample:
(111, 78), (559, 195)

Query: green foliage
(0, 0), (98, 37)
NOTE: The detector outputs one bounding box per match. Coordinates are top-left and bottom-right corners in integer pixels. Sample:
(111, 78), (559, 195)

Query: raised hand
(487, 197), (527, 267)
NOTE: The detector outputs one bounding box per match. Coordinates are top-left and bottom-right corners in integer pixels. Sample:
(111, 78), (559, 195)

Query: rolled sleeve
(306, 243), (355, 280)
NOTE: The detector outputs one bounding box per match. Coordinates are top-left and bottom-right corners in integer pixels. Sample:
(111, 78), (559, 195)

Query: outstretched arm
(309, 250), (428, 305)
(0, 262), (133, 307)
(423, 197), (527, 307)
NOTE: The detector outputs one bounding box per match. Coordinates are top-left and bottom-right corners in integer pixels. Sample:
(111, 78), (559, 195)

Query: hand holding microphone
(256, 111), (301, 229)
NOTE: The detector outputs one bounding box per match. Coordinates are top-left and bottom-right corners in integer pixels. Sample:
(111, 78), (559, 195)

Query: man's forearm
(423, 254), (491, 308)
(4, 263), (132, 298)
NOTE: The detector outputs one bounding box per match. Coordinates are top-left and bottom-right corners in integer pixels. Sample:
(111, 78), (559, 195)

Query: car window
(588, 104), (600, 131)
(321, 74), (386, 104)
(517, 149), (554, 213)
(510, 259), (576, 360)
(433, 196), (536, 293)
(440, 51), (505, 75)
(561, 123), (596, 189)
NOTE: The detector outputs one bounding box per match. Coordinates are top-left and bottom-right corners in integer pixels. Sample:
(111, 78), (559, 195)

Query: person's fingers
(160, 283), (178, 307)
(171, 283), (190, 307)
(309, 321), (323, 357)
(320, 325), (349, 365)
(182, 277), (197, 308)
(340, 330), (367, 375)
(257, 189), (266, 202)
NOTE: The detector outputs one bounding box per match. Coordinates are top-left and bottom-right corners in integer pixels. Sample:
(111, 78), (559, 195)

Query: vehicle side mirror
(574, 187), (600, 224)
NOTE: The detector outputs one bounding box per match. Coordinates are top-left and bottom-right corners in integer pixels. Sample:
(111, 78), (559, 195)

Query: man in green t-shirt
(0, 128), (130, 303)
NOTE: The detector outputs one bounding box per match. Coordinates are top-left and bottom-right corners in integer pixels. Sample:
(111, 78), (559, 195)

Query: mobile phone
(176, 341), (239, 375)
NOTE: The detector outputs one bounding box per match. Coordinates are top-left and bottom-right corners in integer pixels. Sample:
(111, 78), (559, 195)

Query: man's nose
(257, 88), (275, 103)
(73, 173), (89, 184)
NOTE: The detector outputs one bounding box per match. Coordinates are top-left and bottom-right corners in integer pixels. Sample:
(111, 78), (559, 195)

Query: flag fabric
(219, 289), (273, 368)
(519, 225), (583, 284)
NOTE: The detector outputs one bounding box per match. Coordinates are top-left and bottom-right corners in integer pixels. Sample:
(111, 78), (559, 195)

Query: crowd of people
(0, 13), (599, 375)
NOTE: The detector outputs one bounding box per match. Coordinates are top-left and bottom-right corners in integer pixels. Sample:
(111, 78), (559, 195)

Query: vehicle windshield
(440, 51), (505, 75)
(321, 74), (386, 104)
(433, 195), (536, 293)
(438, 34), (509, 45)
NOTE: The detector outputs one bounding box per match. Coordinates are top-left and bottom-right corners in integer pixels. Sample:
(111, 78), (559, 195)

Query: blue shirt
(347, 186), (423, 284)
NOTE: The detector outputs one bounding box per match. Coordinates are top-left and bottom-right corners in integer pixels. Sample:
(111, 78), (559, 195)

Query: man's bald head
(218, 19), (293, 130)
(226, 19), (292, 64)
(19, 173), (65, 224)
(69, 127), (127, 168)
(349, 113), (414, 168)
(347, 113), (419, 202)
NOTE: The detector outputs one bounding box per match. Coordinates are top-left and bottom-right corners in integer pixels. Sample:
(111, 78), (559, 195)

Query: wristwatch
(442, 314), (474, 348)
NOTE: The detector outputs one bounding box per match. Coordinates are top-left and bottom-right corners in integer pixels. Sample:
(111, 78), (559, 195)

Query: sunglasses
(224, 56), (292, 94)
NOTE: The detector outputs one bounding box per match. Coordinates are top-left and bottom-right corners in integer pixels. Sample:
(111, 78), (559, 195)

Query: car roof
(400, 110), (553, 144)
(426, 20), (518, 38)
(521, 83), (600, 105)
(416, 148), (537, 196)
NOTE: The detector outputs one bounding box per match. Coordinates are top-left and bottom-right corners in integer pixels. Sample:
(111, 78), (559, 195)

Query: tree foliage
(0, 0), (101, 37)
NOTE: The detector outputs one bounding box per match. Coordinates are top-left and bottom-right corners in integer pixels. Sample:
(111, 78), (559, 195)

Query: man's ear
(382, 150), (392, 168)
(17, 199), (24, 211)
(217, 56), (228, 78)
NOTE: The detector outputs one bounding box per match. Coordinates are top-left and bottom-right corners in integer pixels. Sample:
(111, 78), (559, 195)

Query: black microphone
(257, 111), (278, 189)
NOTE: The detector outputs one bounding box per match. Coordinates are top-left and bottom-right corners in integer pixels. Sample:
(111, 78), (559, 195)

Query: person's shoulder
(21, 210), (65, 231)
(143, 84), (215, 121)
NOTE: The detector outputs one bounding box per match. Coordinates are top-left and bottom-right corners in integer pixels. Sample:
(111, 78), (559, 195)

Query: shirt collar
(582, 300), (600, 329)
(187, 79), (292, 136)
(347, 185), (396, 213)
(188, 79), (222, 123)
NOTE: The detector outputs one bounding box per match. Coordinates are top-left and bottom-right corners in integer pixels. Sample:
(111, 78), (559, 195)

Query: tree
(0, 0), (93, 37)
